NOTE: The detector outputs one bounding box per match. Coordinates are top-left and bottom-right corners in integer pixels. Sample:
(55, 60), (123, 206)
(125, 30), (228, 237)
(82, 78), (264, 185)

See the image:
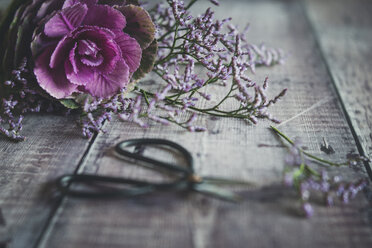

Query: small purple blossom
(0, 58), (63, 141)
(277, 130), (370, 218)
(302, 202), (314, 218)
(78, 0), (287, 133)
(1, 0), (287, 140)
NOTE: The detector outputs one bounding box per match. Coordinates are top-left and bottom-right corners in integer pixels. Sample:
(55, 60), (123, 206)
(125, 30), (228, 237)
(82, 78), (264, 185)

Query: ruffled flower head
(30, 0), (156, 99)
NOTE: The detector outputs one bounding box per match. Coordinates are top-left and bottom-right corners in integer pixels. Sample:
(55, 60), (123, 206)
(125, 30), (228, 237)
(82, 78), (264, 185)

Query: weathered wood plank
(0, 1), (95, 247)
(304, 0), (372, 174)
(37, 1), (372, 248)
(0, 114), (93, 248)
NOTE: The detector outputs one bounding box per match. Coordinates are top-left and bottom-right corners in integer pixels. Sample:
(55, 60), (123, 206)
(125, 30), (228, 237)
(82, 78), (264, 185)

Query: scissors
(57, 139), (252, 202)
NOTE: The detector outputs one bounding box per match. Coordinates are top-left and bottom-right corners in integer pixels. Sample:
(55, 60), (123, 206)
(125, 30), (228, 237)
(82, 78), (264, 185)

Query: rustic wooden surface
(1, 0), (372, 247)
(304, 0), (372, 175)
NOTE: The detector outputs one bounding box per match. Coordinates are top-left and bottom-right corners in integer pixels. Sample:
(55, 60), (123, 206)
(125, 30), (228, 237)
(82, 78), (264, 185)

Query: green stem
(305, 165), (320, 177)
(141, 89), (150, 106)
(155, 24), (180, 66)
(270, 126), (348, 167)
(198, 82), (235, 112)
(300, 151), (320, 177)
(157, 28), (190, 44)
(157, 0), (197, 44)
(135, 80), (260, 120)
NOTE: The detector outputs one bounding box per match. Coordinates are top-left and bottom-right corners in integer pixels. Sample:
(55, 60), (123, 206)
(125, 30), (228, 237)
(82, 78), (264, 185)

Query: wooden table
(1, 0), (372, 247)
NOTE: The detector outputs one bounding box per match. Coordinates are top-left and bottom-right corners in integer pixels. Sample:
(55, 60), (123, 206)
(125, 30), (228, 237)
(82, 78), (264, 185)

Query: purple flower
(31, 0), (156, 99)
(302, 202), (314, 218)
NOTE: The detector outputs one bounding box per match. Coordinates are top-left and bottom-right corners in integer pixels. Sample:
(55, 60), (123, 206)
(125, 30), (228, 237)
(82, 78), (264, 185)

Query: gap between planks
(32, 129), (103, 248)
(36, 1), (372, 247)
(301, 0), (372, 180)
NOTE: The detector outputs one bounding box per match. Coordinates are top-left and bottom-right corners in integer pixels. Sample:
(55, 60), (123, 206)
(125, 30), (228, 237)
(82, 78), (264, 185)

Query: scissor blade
(202, 176), (254, 186)
(193, 183), (241, 202)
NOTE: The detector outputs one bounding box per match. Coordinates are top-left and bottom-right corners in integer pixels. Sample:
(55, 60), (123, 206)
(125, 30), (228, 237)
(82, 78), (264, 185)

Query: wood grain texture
(304, 0), (372, 173)
(0, 114), (93, 248)
(34, 1), (372, 248)
(0, 1), (93, 247)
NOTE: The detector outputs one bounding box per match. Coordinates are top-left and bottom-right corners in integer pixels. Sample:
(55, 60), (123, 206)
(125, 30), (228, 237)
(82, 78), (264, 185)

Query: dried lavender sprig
(129, 0), (287, 131)
(78, 90), (138, 138)
(271, 126), (370, 218)
(151, 0), (285, 88)
(0, 0), (288, 140)
(0, 58), (62, 141)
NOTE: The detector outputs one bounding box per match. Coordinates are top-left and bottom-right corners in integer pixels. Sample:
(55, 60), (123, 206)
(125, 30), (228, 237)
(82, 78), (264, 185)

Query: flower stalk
(0, 0), (287, 140)
(271, 126), (370, 218)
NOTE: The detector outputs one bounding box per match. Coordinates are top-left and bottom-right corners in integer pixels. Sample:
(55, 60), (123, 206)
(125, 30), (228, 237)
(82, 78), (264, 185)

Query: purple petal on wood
(115, 33), (141, 73)
(34, 47), (78, 99)
(63, 0), (97, 8)
(83, 59), (130, 97)
(83, 4), (126, 30)
(117, 5), (155, 49)
(44, 3), (88, 38)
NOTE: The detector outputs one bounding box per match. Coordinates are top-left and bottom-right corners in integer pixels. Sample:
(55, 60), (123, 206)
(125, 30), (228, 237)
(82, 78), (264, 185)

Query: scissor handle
(56, 139), (245, 202)
(57, 174), (189, 198)
(57, 139), (195, 198)
(115, 138), (194, 175)
(57, 174), (154, 198)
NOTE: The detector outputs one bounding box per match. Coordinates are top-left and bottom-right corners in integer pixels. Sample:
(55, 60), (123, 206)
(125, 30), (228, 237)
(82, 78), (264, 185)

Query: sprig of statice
(119, 0), (287, 130)
(0, 58), (62, 141)
(0, 0), (288, 140)
(271, 126), (370, 218)
(77, 90), (134, 138)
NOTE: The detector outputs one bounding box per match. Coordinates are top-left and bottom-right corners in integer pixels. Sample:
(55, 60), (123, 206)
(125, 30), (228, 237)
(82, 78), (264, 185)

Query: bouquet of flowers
(0, 0), (369, 218)
(0, 0), (287, 141)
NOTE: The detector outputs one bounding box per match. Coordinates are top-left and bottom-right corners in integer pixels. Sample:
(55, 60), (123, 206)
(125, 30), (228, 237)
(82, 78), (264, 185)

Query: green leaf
(60, 99), (80, 109)
(132, 39), (158, 81)
(118, 4), (156, 49)
(73, 93), (94, 106)
(2, 4), (25, 76)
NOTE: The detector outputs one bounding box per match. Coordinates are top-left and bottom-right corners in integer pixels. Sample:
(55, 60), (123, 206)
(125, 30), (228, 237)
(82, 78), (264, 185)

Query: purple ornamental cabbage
(1, 0), (157, 100)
